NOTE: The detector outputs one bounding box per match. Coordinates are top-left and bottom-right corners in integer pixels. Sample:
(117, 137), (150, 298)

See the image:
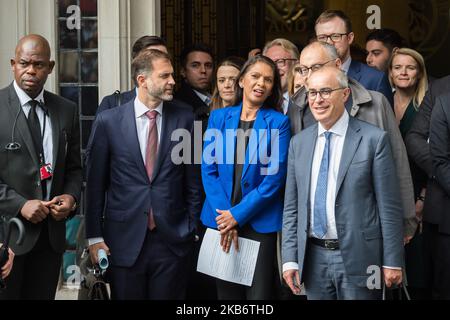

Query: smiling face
(239, 61), (274, 108)
(390, 54), (420, 90)
(216, 65), (240, 106)
(306, 68), (350, 130)
(11, 35), (55, 98)
(366, 40), (391, 72)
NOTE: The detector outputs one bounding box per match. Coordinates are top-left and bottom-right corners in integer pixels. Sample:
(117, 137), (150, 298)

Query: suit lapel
(121, 103), (148, 181)
(151, 102), (178, 181)
(302, 126), (317, 204)
(335, 118), (362, 195)
(7, 85), (39, 165)
(242, 107), (268, 178)
(224, 106), (241, 181)
(44, 93), (60, 167)
(348, 60), (362, 83)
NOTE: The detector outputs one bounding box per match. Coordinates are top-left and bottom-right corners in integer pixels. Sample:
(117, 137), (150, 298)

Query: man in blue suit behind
(282, 67), (403, 300)
(85, 49), (202, 299)
(315, 10), (394, 107)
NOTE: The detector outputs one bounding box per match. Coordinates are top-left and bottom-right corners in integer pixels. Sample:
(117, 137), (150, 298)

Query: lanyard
(38, 113), (47, 166)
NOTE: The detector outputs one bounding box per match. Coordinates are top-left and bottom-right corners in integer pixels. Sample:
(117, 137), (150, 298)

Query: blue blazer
(348, 60), (394, 107)
(201, 104), (291, 233)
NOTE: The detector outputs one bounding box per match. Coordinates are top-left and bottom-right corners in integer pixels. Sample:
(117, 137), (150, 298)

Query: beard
(147, 84), (174, 101)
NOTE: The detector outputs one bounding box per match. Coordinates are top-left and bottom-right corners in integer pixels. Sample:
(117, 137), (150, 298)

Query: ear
(238, 78), (243, 88)
(335, 58), (342, 69)
(10, 59), (15, 70)
(48, 60), (55, 73)
(347, 32), (355, 45)
(180, 67), (186, 78)
(136, 74), (147, 88)
(342, 87), (351, 103)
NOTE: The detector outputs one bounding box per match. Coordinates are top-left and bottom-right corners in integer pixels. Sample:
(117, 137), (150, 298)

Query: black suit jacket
(174, 82), (209, 132)
(0, 83), (82, 255)
(85, 99), (202, 266)
(429, 93), (450, 234)
(405, 76), (450, 226)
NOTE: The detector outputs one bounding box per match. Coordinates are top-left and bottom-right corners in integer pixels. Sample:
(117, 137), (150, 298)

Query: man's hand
(383, 268), (402, 288)
(1, 246), (14, 279)
(283, 269), (301, 295)
(43, 194), (76, 221)
(20, 199), (49, 223)
(220, 228), (239, 253)
(215, 209), (238, 235)
(88, 242), (110, 265)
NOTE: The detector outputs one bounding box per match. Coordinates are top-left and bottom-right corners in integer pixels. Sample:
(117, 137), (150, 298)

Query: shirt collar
(134, 97), (163, 119)
(341, 57), (352, 75)
(193, 89), (211, 104)
(318, 109), (349, 137)
(13, 80), (45, 106)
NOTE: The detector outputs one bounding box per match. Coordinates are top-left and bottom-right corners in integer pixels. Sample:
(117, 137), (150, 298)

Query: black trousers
(423, 222), (450, 299)
(0, 222), (62, 300)
(216, 225), (277, 300)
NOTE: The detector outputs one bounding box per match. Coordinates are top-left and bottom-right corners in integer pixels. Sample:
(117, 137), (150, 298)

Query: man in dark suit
(315, 10), (394, 106)
(96, 35), (168, 115)
(174, 44), (214, 132)
(427, 91), (450, 299)
(405, 75), (450, 298)
(85, 49), (202, 300)
(282, 67), (404, 300)
(0, 34), (82, 299)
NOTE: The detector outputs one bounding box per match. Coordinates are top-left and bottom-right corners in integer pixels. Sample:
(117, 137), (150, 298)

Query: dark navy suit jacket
(96, 88), (136, 116)
(85, 99), (202, 267)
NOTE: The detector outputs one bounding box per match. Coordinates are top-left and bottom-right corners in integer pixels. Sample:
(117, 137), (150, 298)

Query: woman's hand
(220, 228), (239, 253)
(215, 209), (238, 235)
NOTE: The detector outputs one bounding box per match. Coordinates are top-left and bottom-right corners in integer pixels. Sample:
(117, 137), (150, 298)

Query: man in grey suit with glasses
(282, 67), (404, 300)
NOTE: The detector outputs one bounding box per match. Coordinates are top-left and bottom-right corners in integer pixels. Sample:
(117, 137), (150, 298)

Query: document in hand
(196, 228), (260, 286)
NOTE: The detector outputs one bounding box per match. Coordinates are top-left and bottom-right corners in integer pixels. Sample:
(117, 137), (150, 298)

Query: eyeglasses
(316, 33), (349, 43)
(274, 58), (297, 68)
(307, 87), (346, 100)
(298, 60), (334, 76)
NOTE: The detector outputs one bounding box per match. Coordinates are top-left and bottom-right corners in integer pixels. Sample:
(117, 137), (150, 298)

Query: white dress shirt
(88, 97), (163, 246)
(309, 110), (349, 239)
(13, 80), (53, 200)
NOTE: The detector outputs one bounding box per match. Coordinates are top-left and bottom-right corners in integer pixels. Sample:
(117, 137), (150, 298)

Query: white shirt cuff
(282, 262), (299, 273)
(88, 237), (104, 246)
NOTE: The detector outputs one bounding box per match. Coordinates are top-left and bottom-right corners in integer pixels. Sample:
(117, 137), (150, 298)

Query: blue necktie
(313, 131), (332, 238)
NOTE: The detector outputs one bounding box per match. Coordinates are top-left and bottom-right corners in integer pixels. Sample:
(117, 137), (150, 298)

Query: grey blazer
(282, 116), (404, 287)
(0, 83), (82, 255)
(288, 78), (417, 237)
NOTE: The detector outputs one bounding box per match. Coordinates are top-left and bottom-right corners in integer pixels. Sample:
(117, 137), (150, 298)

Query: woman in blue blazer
(201, 55), (291, 299)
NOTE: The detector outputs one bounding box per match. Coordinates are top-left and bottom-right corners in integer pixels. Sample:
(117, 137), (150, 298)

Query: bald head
(16, 34), (52, 59)
(298, 41), (342, 81)
(11, 34), (55, 98)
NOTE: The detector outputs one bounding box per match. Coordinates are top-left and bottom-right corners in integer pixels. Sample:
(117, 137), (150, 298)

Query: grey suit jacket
(288, 78), (416, 237)
(0, 83), (82, 255)
(282, 116), (404, 287)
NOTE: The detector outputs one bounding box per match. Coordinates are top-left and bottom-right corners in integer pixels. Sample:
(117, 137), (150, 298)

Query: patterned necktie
(313, 131), (332, 239)
(145, 110), (158, 230)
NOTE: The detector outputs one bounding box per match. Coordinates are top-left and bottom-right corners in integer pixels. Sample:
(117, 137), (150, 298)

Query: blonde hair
(389, 48), (428, 109)
(262, 38), (299, 59)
